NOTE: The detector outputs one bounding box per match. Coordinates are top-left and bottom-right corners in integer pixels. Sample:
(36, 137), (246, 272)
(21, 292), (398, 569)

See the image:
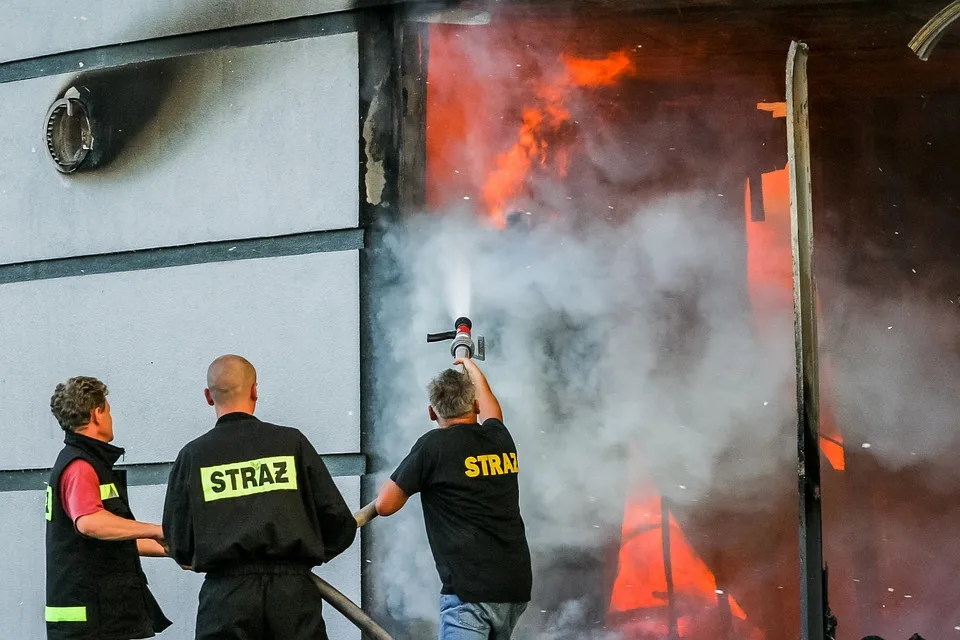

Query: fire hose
(307, 501), (388, 639)
(311, 572), (391, 640)
(355, 501), (380, 528)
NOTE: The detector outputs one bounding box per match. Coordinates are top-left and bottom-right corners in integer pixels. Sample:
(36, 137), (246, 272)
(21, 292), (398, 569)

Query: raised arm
(454, 357), (503, 423)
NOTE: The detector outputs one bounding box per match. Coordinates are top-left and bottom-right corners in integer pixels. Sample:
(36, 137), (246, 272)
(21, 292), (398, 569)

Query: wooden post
(786, 40), (827, 640)
(660, 497), (679, 640)
(399, 18), (429, 212)
(358, 7), (402, 631)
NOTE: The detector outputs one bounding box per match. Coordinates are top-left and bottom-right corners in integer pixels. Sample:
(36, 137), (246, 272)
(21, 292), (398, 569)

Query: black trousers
(196, 564), (327, 640)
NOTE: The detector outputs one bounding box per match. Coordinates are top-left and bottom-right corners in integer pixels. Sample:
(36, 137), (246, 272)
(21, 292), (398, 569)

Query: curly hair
(427, 368), (476, 420)
(50, 377), (108, 432)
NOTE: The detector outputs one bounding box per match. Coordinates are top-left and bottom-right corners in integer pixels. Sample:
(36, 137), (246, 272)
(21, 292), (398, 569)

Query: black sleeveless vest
(45, 431), (171, 639)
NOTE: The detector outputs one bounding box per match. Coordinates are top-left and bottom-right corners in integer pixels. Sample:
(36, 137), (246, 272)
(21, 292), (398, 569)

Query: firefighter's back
(164, 412), (357, 640)
(178, 414), (331, 572)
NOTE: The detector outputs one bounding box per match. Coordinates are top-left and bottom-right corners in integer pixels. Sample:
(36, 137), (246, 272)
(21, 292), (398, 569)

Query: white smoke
(368, 198), (799, 635)
(821, 286), (960, 477)
(365, 191), (960, 637)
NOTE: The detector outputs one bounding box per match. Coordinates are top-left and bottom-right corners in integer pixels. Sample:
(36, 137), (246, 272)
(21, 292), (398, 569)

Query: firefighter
(375, 357), (533, 639)
(162, 354), (357, 640)
(45, 376), (172, 640)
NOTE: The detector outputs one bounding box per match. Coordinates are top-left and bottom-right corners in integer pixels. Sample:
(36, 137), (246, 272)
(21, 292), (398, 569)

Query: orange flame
(744, 121), (846, 473)
(609, 492), (763, 638)
(481, 51), (637, 226)
(563, 50), (634, 87)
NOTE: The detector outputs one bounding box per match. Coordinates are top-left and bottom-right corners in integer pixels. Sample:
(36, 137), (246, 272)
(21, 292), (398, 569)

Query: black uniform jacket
(46, 431), (171, 640)
(161, 412), (356, 573)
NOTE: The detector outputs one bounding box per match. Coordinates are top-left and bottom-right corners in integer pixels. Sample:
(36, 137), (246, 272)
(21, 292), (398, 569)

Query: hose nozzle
(426, 316), (485, 361)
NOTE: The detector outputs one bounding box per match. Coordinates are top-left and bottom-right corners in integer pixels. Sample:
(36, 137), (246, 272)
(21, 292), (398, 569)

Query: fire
(743, 109), (846, 472)
(756, 102), (788, 118)
(609, 490), (762, 638)
(481, 51), (636, 226)
(562, 50), (634, 87)
(608, 101), (851, 638)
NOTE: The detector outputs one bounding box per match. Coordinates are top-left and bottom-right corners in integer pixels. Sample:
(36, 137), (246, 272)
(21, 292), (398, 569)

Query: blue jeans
(438, 594), (527, 640)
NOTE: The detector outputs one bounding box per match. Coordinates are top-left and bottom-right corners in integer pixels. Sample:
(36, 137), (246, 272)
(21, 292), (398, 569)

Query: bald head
(206, 355), (257, 409)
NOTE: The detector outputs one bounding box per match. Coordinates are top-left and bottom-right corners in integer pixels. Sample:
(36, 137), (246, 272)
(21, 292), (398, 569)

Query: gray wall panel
(1, 491), (45, 637)
(0, 0), (373, 63)
(0, 251), (360, 470)
(0, 480), (360, 640)
(0, 34), (358, 265)
(316, 476), (362, 640)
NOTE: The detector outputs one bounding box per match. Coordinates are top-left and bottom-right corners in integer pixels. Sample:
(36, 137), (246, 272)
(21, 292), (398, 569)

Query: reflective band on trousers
(200, 455), (298, 502)
(45, 606), (87, 622)
(99, 483), (120, 500)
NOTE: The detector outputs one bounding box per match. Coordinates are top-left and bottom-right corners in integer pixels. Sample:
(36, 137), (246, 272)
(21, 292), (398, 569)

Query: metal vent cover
(44, 87), (93, 173)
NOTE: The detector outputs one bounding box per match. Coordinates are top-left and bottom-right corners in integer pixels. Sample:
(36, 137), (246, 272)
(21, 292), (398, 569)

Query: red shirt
(60, 459), (105, 523)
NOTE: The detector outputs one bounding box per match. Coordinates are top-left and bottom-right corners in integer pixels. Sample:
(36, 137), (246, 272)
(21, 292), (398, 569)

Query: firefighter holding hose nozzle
(375, 356), (533, 639)
(161, 354), (357, 640)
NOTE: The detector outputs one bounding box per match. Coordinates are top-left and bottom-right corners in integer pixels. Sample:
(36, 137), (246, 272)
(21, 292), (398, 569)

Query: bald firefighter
(162, 355), (356, 640)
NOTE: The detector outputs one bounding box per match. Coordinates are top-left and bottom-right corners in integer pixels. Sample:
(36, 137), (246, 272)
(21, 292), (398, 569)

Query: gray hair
(427, 368), (476, 419)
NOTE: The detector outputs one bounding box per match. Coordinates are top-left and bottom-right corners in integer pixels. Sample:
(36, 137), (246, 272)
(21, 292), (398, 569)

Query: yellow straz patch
(99, 483), (120, 500)
(45, 485), (53, 521)
(464, 453), (519, 477)
(200, 456), (297, 502)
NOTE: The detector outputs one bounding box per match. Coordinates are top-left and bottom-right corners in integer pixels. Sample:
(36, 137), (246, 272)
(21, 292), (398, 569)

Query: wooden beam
(473, 5), (960, 98)
(399, 19), (430, 212)
(660, 497), (679, 640)
(787, 40), (831, 640)
(357, 6), (402, 628)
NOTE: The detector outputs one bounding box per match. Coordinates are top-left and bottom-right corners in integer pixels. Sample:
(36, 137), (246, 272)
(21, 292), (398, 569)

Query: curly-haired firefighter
(162, 355), (357, 640)
(45, 376), (172, 640)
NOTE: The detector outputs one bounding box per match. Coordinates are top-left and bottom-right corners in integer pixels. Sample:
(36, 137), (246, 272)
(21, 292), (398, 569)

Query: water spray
(426, 316), (485, 361)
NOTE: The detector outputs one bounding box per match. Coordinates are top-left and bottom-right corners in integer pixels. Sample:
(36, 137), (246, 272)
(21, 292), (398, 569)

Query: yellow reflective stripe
(99, 483), (120, 500)
(45, 606), (87, 622)
(200, 455), (297, 502)
(45, 486), (53, 521)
